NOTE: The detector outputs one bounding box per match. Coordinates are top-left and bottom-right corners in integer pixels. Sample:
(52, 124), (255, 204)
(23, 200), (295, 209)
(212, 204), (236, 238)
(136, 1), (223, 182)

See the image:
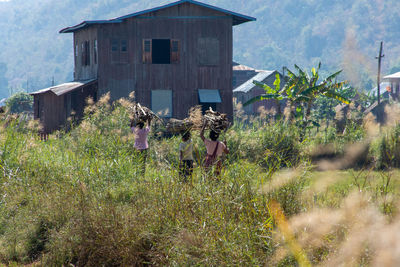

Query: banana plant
(244, 73), (283, 119)
(244, 63), (350, 125)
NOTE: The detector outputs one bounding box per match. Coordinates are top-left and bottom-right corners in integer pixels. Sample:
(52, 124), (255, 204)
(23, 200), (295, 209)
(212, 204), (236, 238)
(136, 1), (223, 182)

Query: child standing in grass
(131, 117), (152, 175)
(200, 123), (229, 177)
(179, 131), (194, 181)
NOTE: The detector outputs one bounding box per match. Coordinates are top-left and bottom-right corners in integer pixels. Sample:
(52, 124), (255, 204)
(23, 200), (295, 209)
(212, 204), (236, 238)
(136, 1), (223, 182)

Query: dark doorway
(201, 103), (217, 113)
(152, 39), (170, 64)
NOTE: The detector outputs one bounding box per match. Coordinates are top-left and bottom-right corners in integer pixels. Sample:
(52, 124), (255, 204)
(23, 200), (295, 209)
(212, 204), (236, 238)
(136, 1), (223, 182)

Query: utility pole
(52, 76), (55, 86)
(376, 41), (384, 104)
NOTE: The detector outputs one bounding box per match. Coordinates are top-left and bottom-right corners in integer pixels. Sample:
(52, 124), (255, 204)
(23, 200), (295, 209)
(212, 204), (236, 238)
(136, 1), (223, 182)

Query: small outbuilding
(31, 80), (97, 132)
(232, 62), (262, 88)
(233, 70), (283, 114)
(383, 72), (400, 101)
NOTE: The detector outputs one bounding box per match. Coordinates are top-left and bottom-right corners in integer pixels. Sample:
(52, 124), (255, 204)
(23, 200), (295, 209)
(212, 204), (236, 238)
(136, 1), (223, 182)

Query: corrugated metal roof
(233, 71), (275, 93)
(383, 72), (400, 80)
(198, 89), (222, 103)
(233, 62), (255, 71)
(59, 20), (122, 33)
(30, 79), (97, 96)
(60, 0), (255, 33)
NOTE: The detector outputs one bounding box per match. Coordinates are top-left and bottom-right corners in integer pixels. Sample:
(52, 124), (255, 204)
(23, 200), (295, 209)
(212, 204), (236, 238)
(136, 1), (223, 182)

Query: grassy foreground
(0, 98), (400, 266)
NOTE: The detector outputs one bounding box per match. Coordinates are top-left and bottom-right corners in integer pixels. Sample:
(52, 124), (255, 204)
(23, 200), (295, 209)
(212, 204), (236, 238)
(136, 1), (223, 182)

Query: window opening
(121, 40), (127, 52)
(111, 39), (119, 52)
(151, 90), (172, 117)
(152, 39), (171, 64)
(85, 41), (90, 66)
(94, 40), (97, 64)
(171, 39), (180, 64)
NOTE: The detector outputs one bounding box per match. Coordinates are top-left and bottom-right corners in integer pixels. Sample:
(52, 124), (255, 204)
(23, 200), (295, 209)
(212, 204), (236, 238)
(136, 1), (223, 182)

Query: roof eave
(30, 79), (97, 96)
(59, 20), (123, 33)
(233, 71), (277, 93)
(111, 0), (255, 25)
(59, 0), (255, 33)
(233, 17), (256, 26)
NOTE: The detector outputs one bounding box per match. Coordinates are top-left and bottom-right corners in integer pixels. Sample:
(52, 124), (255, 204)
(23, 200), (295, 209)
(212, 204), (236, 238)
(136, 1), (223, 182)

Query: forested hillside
(1, 0), (400, 98)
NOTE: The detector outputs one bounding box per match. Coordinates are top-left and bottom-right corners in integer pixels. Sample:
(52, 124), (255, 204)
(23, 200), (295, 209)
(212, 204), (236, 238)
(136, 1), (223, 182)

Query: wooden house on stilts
(30, 0), (255, 133)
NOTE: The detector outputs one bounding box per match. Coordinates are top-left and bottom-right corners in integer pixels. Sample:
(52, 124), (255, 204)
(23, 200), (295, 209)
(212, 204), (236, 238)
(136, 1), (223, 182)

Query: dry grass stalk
(384, 103), (400, 127)
(129, 90), (135, 100)
(269, 200), (312, 267)
(283, 103), (292, 122)
(188, 105), (203, 130)
(334, 105), (344, 121)
(278, 191), (400, 266)
(315, 142), (369, 171)
(363, 112), (380, 138)
(257, 106), (268, 121)
(301, 171), (348, 200)
(234, 102), (245, 119)
(262, 167), (304, 194)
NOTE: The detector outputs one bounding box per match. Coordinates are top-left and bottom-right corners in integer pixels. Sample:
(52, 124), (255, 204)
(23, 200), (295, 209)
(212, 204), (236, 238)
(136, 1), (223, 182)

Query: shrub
(5, 92), (33, 114)
(372, 125), (400, 169)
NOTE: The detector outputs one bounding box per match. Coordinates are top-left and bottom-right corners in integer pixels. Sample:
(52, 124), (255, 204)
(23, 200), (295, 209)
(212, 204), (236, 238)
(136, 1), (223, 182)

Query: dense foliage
(1, 0), (400, 96)
(5, 92), (33, 113)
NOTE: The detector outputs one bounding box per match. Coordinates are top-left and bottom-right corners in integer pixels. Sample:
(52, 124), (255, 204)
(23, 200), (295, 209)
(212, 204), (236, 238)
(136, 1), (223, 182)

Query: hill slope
(0, 0), (400, 97)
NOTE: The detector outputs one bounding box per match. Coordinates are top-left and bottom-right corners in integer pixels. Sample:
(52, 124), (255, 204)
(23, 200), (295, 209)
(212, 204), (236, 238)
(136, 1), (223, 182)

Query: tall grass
(0, 99), (399, 266)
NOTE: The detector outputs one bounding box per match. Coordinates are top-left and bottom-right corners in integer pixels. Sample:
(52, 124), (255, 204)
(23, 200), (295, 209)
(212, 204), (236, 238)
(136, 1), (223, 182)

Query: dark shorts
(179, 160), (194, 180)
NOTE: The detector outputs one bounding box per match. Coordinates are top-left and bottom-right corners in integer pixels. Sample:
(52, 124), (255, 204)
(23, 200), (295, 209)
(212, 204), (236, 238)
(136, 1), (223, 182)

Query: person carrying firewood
(131, 117), (152, 175)
(200, 122), (229, 177)
(178, 131), (194, 182)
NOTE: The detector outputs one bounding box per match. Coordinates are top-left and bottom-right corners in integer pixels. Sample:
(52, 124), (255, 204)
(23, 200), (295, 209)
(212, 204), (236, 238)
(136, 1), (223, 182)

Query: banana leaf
(253, 81), (274, 94)
(273, 73), (281, 90)
(324, 70), (343, 82)
(324, 91), (350, 104)
(243, 94), (282, 106)
(300, 83), (327, 97)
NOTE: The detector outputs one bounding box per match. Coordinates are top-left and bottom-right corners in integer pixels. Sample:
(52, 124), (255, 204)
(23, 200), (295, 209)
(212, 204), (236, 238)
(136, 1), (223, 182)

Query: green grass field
(0, 99), (399, 266)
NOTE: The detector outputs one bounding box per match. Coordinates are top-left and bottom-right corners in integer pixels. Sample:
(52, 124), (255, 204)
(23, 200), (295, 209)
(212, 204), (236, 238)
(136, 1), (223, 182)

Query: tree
(5, 92), (33, 114)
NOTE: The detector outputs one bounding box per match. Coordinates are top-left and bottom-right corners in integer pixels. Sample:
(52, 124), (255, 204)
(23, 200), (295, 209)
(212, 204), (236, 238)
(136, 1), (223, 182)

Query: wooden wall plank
(95, 2), (233, 119)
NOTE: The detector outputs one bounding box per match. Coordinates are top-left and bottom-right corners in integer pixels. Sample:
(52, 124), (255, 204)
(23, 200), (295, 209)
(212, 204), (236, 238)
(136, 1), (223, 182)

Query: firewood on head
(129, 102), (160, 126)
(166, 118), (194, 133)
(203, 108), (229, 133)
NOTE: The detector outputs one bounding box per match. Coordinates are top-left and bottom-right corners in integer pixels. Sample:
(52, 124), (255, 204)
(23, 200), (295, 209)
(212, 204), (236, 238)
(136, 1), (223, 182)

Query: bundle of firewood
(129, 103), (159, 124)
(203, 108), (229, 133)
(166, 118), (194, 133)
(164, 106), (229, 134)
